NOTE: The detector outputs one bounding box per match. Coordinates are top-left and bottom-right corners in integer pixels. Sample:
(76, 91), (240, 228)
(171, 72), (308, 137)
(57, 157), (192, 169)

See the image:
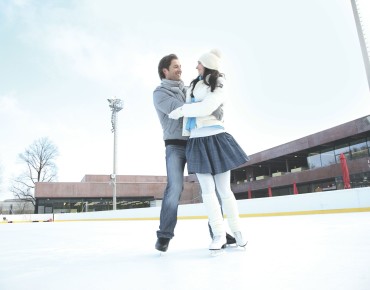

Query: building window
(334, 144), (350, 163)
(350, 139), (369, 160)
(321, 148), (336, 167)
(307, 152), (322, 169)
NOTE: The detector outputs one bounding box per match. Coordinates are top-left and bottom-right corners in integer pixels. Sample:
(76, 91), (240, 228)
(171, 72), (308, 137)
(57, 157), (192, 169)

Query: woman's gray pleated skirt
(186, 132), (250, 175)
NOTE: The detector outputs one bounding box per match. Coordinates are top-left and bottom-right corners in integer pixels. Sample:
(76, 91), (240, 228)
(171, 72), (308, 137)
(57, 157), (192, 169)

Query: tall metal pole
(112, 112), (118, 210)
(108, 98), (124, 210)
(351, 0), (370, 90)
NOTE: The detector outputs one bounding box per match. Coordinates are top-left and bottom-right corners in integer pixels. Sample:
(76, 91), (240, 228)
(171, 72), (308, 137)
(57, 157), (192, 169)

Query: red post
(268, 186), (272, 197)
(340, 153), (351, 189)
(293, 182), (299, 195)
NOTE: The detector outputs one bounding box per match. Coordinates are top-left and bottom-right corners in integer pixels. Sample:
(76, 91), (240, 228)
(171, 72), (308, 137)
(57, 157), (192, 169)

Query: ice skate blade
(158, 252), (166, 257)
(238, 240), (248, 249)
(209, 244), (226, 256)
(210, 249), (225, 257)
(235, 241), (248, 251)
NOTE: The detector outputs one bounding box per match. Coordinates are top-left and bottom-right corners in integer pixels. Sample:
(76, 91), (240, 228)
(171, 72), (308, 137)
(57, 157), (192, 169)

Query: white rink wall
(1, 187), (370, 223)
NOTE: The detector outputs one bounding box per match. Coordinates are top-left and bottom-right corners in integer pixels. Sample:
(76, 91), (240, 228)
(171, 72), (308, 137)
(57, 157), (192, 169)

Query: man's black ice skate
(155, 237), (170, 252)
(226, 233), (236, 245)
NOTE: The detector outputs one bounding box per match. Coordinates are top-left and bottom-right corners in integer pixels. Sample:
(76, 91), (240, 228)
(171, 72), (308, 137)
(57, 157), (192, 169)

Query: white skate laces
(209, 235), (227, 250)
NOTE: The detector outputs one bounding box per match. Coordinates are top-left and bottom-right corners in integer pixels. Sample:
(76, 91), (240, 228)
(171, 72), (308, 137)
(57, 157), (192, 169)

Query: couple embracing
(153, 49), (249, 253)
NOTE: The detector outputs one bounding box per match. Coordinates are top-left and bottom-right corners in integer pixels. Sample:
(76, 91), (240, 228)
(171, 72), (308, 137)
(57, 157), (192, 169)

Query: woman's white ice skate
(234, 231), (248, 249)
(209, 235), (227, 256)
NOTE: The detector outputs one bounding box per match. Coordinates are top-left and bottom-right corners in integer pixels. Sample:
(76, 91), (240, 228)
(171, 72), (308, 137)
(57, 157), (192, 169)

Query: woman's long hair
(189, 67), (225, 97)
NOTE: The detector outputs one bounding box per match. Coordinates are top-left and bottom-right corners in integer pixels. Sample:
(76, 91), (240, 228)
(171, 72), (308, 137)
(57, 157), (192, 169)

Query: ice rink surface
(1, 212), (370, 290)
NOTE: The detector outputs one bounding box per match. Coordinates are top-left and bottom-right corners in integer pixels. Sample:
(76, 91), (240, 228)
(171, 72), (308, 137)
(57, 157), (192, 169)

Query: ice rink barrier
(1, 187), (370, 223)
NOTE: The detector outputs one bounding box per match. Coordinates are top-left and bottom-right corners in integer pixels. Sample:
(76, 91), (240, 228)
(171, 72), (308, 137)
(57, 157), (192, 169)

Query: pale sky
(1, 0), (370, 200)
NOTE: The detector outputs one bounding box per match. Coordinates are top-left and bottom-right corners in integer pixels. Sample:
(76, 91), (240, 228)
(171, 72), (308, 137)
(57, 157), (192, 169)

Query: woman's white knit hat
(198, 49), (222, 70)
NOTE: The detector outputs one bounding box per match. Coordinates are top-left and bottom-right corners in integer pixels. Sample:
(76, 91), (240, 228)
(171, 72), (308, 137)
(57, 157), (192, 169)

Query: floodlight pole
(108, 98), (124, 210)
(351, 0), (370, 90)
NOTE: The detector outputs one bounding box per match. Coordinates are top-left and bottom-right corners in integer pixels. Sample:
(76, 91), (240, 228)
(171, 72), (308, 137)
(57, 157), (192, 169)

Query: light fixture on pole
(108, 98), (124, 210)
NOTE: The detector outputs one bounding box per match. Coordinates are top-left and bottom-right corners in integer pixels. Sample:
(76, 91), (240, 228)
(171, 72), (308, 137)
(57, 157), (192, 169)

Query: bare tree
(11, 137), (58, 206)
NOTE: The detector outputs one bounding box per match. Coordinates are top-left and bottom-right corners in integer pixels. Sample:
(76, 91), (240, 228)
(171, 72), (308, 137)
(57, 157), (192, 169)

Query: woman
(169, 49), (250, 251)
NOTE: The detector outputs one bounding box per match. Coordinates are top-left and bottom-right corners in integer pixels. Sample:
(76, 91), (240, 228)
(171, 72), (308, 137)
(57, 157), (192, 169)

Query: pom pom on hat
(198, 49), (222, 70)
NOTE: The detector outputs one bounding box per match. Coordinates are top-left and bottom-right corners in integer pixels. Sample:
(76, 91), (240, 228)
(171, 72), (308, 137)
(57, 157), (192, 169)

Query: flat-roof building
(35, 175), (200, 214)
(231, 115), (370, 199)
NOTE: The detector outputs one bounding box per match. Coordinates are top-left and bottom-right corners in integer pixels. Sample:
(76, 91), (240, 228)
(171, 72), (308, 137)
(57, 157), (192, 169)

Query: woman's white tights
(196, 171), (241, 236)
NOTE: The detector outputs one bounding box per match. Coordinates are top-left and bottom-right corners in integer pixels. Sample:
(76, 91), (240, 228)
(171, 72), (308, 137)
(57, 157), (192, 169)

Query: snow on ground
(0, 212), (369, 290)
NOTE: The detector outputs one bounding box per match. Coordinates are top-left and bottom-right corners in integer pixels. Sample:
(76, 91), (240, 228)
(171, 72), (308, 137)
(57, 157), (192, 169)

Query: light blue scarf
(185, 97), (196, 131)
(186, 75), (203, 131)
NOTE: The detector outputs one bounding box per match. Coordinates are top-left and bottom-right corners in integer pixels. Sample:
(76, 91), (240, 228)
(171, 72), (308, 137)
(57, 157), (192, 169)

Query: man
(153, 54), (235, 252)
(153, 54), (187, 252)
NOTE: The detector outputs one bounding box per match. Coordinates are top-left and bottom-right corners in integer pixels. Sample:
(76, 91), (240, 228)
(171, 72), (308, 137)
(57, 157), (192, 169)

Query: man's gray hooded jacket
(153, 79), (188, 141)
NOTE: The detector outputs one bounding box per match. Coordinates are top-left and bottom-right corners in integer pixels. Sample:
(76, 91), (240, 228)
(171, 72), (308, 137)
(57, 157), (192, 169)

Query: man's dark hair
(158, 54), (178, 80)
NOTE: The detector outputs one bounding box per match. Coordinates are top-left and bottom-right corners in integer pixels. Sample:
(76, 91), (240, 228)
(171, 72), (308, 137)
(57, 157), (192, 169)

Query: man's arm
(169, 88), (223, 119)
(153, 90), (184, 115)
(212, 104), (223, 121)
(168, 78), (226, 119)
